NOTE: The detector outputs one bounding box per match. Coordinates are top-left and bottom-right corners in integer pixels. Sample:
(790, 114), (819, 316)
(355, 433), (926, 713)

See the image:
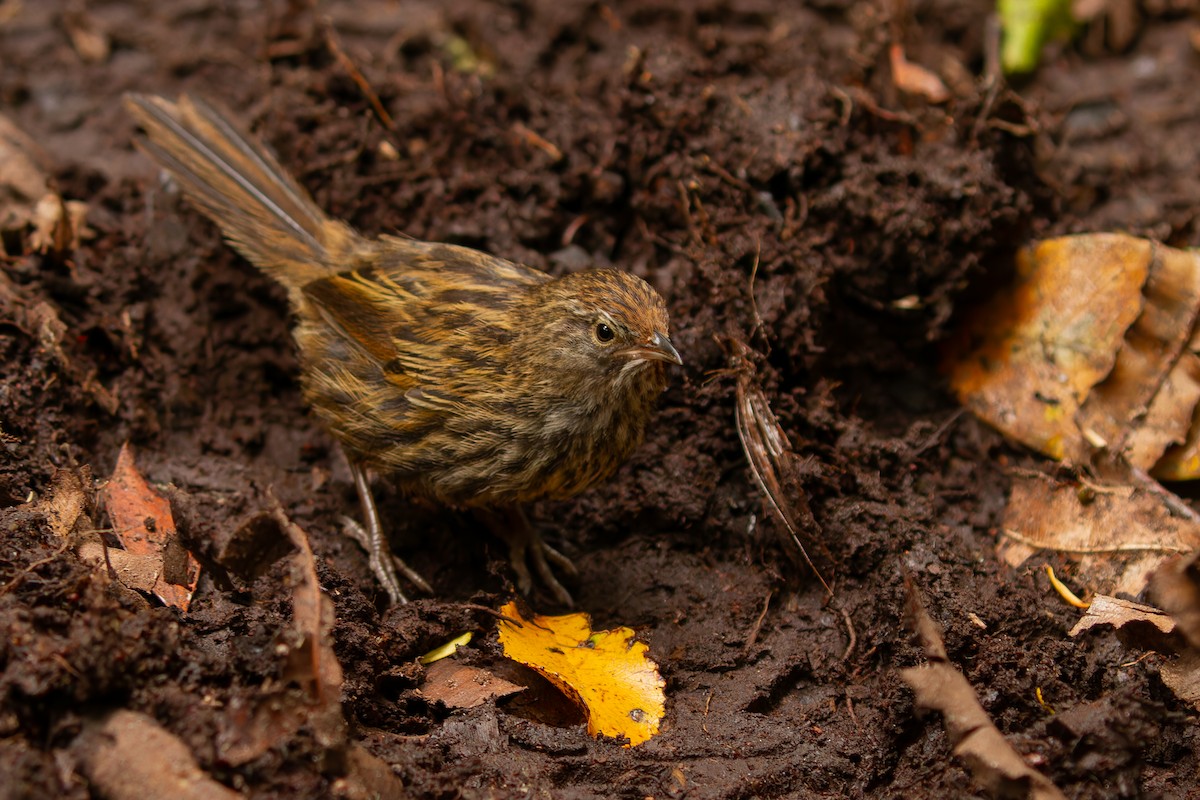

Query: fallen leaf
(418, 659), (524, 709)
(725, 338), (832, 593)
(1150, 550), (1200, 648)
(1075, 243), (1200, 464)
(77, 543), (161, 594)
(901, 579), (1067, 799)
(947, 235), (1156, 463)
(218, 506), (345, 763)
(1067, 594), (1176, 640)
(0, 113), (54, 235)
(947, 234), (1200, 476)
(1160, 651), (1200, 710)
(35, 467), (90, 539)
(72, 709), (239, 800)
(1000, 471), (1200, 597)
(101, 443), (200, 610)
(496, 601), (665, 747)
(1069, 590), (1200, 711)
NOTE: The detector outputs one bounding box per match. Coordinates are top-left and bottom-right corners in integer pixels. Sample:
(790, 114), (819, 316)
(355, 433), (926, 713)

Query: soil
(2, 0), (1199, 798)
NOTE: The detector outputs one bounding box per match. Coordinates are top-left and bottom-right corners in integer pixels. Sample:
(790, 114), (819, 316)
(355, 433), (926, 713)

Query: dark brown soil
(2, 1), (1199, 798)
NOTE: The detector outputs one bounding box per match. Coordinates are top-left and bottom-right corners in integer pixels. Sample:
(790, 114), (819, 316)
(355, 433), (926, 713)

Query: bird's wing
(299, 239), (547, 389)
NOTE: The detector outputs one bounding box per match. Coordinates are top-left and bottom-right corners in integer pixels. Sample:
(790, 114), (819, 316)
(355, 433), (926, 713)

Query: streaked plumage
(125, 94), (680, 605)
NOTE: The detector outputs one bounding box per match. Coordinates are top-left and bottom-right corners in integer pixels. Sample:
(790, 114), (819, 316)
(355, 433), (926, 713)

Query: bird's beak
(620, 331), (683, 365)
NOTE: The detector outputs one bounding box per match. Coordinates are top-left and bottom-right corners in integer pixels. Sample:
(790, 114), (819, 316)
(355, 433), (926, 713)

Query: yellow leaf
(496, 601), (665, 747)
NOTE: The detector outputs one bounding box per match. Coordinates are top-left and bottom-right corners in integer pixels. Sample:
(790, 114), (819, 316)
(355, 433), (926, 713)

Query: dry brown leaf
(0, 113), (54, 234)
(947, 233), (1200, 476)
(418, 659), (524, 709)
(1076, 243), (1200, 464)
(73, 709), (239, 800)
(725, 338), (832, 593)
(1150, 550), (1200, 650)
(36, 467), (90, 539)
(1069, 590), (1200, 711)
(1001, 471), (1200, 597)
(889, 44), (951, 103)
(1160, 651), (1200, 710)
(1128, 329), (1200, 475)
(1067, 594), (1176, 640)
(274, 504), (344, 727)
(101, 443), (200, 610)
(218, 506), (346, 764)
(77, 543), (161, 594)
(901, 580), (1067, 800)
(948, 235), (1157, 461)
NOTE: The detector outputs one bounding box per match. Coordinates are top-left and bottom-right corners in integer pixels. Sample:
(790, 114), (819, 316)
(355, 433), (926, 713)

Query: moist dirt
(2, 1), (1198, 798)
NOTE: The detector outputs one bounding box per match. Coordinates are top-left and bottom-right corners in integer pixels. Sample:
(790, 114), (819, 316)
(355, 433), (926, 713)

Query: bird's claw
(500, 522), (578, 608)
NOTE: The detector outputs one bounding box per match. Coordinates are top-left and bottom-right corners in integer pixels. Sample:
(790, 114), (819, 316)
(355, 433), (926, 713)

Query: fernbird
(125, 94), (681, 606)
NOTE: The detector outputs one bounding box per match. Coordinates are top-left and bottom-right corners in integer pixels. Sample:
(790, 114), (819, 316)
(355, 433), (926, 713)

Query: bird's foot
(345, 460), (432, 605)
(341, 515), (432, 604)
(488, 508), (579, 607)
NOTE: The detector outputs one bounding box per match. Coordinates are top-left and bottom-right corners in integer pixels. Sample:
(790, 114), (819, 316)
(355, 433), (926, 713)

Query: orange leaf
(497, 601), (665, 747)
(102, 443), (200, 610)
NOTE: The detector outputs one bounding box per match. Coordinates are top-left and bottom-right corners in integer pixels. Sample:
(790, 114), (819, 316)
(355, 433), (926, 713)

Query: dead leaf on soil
(901, 580), (1068, 800)
(210, 505), (410, 796)
(1000, 470), (1200, 597)
(73, 709), (239, 800)
(1067, 594), (1176, 642)
(1148, 550), (1200, 709)
(496, 600), (665, 747)
(1149, 549), (1200, 648)
(218, 506), (344, 764)
(418, 659), (524, 710)
(724, 337), (833, 595)
(0, 113), (90, 255)
(949, 234), (1200, 476)
(35, 466), (91, 540)
(1068, 588), (1200, 711)
(99, 443), (200, 610)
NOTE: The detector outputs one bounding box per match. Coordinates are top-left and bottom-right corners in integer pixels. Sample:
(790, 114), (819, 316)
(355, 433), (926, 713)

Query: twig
(321, 18), (394, 130)
(839, 605), (857, 662)
(743, 590), (773, 650)
(1000, 528), (1191, 555)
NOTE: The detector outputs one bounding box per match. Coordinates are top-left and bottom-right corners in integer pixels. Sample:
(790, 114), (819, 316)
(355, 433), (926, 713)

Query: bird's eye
(594, 322), (615, 344)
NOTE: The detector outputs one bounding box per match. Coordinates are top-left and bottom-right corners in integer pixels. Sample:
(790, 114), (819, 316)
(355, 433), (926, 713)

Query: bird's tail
(125, 93), (363, 289)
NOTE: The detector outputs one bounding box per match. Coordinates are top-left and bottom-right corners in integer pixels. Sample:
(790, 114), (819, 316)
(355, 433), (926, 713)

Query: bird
(125, 94), (681, 606)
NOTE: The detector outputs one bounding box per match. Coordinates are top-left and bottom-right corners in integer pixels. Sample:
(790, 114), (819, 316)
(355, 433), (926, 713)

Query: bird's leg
(342, 460), (433, 604)
(483, 506), (579, 607)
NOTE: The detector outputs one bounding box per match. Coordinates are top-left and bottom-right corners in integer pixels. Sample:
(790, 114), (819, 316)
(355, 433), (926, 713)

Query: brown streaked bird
(125, 94), (681, 606)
